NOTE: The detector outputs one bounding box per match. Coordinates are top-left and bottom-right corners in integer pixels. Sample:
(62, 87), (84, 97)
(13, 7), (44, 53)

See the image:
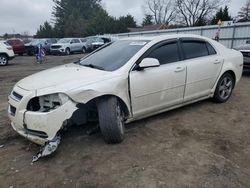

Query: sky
(0, 0), (247, 35)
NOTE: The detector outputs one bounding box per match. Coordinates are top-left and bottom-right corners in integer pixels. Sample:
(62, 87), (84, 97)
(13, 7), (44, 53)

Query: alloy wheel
(0, 56), (7, 66)
(219, 76), (233, 100)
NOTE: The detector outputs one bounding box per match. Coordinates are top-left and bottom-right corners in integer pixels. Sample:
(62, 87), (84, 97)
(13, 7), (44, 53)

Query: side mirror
(138, 58), (160, 70)
(70, 41), (73, 44)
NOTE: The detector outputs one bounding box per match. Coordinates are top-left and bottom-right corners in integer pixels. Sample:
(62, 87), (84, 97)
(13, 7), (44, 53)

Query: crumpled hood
(17, 63), (112, 91)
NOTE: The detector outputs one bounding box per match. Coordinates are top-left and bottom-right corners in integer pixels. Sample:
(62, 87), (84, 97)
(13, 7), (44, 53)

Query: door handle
(175, 67), (185, 73)
(214, 60), (221, 64)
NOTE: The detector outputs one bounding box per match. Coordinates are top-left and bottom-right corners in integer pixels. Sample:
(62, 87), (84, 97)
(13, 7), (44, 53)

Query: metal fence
(112, 22), (250, 49)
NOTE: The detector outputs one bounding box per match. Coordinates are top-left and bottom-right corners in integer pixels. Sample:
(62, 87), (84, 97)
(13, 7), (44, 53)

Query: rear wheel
(82, 47), (86, 53)
(213, 73), (234, 103)
(98, 97), (125, 144)
(28, 51), (34, 56)
(0, 54), (8, 66)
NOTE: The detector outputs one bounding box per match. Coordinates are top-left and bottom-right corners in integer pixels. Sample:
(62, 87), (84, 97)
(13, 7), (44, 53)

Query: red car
(6, 39), (26, 56)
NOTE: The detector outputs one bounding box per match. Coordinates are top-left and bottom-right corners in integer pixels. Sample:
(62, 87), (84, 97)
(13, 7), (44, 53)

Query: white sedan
(8, 34), (243, 154)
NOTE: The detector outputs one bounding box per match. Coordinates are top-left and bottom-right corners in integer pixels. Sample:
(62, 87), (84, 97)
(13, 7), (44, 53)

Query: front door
(129, 40), (186, 117)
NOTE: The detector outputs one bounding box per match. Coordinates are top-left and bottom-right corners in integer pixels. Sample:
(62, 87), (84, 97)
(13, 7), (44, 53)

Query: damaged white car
(8, 34), (243, 160)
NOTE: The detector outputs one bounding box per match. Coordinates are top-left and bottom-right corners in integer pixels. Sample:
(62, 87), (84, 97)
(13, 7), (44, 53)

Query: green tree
(36, 21), (55, 38)
(3, 33), (9, 39)
(194, 17), (207, 26)
(86, 9), (117, 35)
(142, 14), (153, 26)
(36, 0), (138, 37)
(86, 11), (132, 35)
(211, 6), (232, 25)
(52, 0), (102, 37)
(118, 14), (137, 28)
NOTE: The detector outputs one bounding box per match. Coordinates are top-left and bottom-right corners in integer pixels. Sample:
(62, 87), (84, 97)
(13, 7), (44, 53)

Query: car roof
(61, 38), (78, 40)
(119, 34), (209, 42)
(7, 38), (22, 41)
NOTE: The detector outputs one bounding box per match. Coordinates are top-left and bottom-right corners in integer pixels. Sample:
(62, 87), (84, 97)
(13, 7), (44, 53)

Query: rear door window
(181, 40), (209, 59)
(73, 39), (80, 43)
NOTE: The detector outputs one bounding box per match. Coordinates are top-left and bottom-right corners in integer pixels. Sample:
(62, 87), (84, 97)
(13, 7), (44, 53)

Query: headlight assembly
(27, 93), (69, 112)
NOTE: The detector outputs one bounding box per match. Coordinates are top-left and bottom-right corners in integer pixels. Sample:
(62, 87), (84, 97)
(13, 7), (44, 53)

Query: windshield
(79, 40), (149, 71)
(58, 38), (71, 43)
(31, 39), (45, 45)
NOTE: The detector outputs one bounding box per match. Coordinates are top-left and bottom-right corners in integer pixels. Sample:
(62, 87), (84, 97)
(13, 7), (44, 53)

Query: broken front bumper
(8, 86), (78, 145)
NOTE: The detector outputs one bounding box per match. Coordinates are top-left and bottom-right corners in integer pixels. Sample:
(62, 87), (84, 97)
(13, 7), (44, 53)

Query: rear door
(180, 38), (223, 102)
(70, 39), (78, 51)
(74, 39), (81, 51)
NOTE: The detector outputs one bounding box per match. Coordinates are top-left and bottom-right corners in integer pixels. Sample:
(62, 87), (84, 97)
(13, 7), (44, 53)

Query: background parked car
(234, 40), (250, 69)
(25, 38), (58, 56)
(0, 41), (15, 66)
(22, 38), (33, 44)
(6, 38), (26, 56)
(50, 38), (84, 55)
(83, 37), (111, 52)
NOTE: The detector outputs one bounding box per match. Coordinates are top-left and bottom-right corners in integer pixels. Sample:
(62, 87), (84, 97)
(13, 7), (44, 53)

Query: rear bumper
(8, 55), (15, 60)
(243, 57), (250, 69)
(240, 51), (250, 68)
(13, 49), (26, 54)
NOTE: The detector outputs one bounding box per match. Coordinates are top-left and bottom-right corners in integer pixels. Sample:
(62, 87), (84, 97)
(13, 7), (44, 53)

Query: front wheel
(65, 48), (70, 55)
(213, 73), (235, 103)
(98, 97), (125, 144)
(0, 54), (8, 66)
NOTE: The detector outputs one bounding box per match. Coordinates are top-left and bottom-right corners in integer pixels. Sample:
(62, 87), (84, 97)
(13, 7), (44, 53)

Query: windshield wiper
(83, 64), (105, 70)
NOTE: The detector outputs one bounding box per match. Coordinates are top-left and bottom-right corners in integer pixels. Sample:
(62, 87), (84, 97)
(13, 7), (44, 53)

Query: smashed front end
(8, 85), (83, 146)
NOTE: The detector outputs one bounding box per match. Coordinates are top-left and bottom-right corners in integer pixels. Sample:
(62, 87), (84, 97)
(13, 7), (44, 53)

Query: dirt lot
(0, 55), (250, 188)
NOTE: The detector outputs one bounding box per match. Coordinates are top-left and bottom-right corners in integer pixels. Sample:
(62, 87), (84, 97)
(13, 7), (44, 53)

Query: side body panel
(183, 55), (223, 102)
(129, 62), (186, 117)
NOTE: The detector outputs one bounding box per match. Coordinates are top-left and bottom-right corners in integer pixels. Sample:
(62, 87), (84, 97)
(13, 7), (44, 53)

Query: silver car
(50, 38), (84, 55)
(234, 40), (250, 69)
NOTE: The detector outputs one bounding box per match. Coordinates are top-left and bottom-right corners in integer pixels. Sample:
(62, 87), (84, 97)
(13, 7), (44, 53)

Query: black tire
(82, 47), (86, 53)
(28, 51), (34, 56)
(65, 48), (70, 55)
(0, 54), (8, 66)
(98, 97), (125, 144)
(213, 73), (235, 103)
(28, 52), (33, 56)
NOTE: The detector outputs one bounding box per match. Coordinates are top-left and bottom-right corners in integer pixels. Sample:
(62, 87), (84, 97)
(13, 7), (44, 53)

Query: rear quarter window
(206, 42), (217, 55)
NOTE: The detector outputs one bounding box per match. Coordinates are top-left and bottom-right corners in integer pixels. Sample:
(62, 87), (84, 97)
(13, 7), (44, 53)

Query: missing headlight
(27, 97), (40, 111)
(27, 93), (69, 112)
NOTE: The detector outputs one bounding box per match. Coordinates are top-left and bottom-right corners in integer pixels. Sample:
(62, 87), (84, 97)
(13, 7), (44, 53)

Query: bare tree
(237, 0), (250, 22)
(176, 0), (228, 26)
(21, 31), (30, 37)
(146, 0), (176, 25)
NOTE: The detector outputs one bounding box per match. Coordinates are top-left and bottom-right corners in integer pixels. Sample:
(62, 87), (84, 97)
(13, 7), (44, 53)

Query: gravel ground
(0, 55), (250, 188)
